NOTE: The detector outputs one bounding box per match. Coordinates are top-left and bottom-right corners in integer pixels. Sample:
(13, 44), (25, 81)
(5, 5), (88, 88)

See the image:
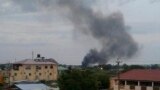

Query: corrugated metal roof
(118, 69), (160, 81)
(15, 83), (50, 90)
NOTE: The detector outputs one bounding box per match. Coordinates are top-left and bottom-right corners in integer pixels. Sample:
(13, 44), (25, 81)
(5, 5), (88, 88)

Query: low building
(111, 69), (160, 90)
(58, 65), (68, 75)
(2, 54), (58, 83)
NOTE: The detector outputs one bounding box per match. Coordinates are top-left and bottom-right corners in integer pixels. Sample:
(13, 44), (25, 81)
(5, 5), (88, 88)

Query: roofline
(116, 79), (160, 82)
(13, 63), (57, 65)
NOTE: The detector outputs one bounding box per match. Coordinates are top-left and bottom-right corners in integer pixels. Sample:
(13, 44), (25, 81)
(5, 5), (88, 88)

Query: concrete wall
(110, 78), (159, 90)
(10, 64), (57, 82)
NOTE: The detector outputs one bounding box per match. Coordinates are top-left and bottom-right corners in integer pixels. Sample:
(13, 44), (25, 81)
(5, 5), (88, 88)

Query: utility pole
(116, 57), (122, 90)
(32, 51), (34, 60)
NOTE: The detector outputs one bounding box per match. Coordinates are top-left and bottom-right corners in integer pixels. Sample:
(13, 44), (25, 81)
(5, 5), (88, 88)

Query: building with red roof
(111, 69), (160, 90)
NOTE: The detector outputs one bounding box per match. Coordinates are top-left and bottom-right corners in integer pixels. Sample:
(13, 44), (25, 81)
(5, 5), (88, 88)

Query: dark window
(140, 81), (152, 86)
(36, 66), (41, 70)
(119, 80), (125, 89)
(120, 80), (125, 85)
(39, 73), (41, 76)
(14, 73), (17, 76)
(154, 82), (160, 87)
(36, 66), (38, 69)
(127, 81), (138, 86)
(29, 73), (31, 76)
(50, 65), (53, 69)
(45, 66), (48, 69)
(50, 73), (52, 75)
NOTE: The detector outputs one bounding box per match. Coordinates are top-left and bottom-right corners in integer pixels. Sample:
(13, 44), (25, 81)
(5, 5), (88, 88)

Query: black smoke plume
(26, 0), (138, 66)
(56, 0), (138, 67)
(20, 0), (138, 67)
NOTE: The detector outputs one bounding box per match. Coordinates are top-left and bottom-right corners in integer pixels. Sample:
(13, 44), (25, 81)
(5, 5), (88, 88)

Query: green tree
(93, 70), (110, 89)
(58, 69), (109, 90)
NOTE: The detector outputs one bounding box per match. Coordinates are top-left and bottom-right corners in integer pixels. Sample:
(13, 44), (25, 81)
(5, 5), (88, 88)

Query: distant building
(1, 54), (58, 83)
(58, 65), (68, 75)
(111, 69), (160, 90)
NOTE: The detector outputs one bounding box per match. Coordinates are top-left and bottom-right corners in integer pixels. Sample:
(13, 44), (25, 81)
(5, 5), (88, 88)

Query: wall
(10, 64), (58, 82)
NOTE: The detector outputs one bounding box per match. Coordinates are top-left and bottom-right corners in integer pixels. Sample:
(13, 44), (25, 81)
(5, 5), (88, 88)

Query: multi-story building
(111, 69), (160, 90)
(7, 54), (58, 82)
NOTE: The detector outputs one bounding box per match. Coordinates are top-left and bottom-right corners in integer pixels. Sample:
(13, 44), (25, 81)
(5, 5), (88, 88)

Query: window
(14, 73), (17, 76)
(120, 80), (125, 89)
(39, 73), (41, 76)
(140, 81), (152, 86)
(36, 65), (41, 70)
(154, 82), (160, 87)
(120, 80), (125, 85)
(45, 66), (48, 69)
(127, 81), (138, 86)
(29, 73), (31, 76)
(25, 65), (31, 70)
(50, 65), (53, 69)
(50, 73), (52, 75)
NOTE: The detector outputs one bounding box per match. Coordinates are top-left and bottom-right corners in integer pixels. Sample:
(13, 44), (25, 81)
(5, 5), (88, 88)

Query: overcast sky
(0, 0), (160, 65)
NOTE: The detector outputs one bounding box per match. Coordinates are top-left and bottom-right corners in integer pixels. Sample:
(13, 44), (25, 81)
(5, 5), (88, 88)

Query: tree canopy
(58, 69), (110, 90)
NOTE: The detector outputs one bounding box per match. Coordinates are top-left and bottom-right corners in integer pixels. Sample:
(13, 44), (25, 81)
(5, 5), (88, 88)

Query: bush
(58, 69), (110, 90)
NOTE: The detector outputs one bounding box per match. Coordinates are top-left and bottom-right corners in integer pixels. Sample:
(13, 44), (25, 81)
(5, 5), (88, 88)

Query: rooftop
(13, 59), (58, 65)
(118, 69), (160, 81)
(15, 83), (51, 90)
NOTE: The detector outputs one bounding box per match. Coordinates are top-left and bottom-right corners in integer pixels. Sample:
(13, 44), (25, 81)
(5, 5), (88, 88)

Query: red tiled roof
(118, 69), (160, 81)
(13, 59), (57, 65)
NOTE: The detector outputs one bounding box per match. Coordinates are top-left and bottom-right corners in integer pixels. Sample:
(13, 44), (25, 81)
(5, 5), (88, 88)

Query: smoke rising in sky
(54, 0), (138, 66)
(1, 0), (140, 65)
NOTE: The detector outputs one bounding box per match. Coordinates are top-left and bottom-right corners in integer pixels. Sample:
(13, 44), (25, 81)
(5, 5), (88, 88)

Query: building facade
(5, 55), (58, 82)
(111, 69), (160, 90)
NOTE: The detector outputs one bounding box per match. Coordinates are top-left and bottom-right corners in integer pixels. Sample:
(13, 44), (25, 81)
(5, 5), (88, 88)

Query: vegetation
(58, 68), (110, 90)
